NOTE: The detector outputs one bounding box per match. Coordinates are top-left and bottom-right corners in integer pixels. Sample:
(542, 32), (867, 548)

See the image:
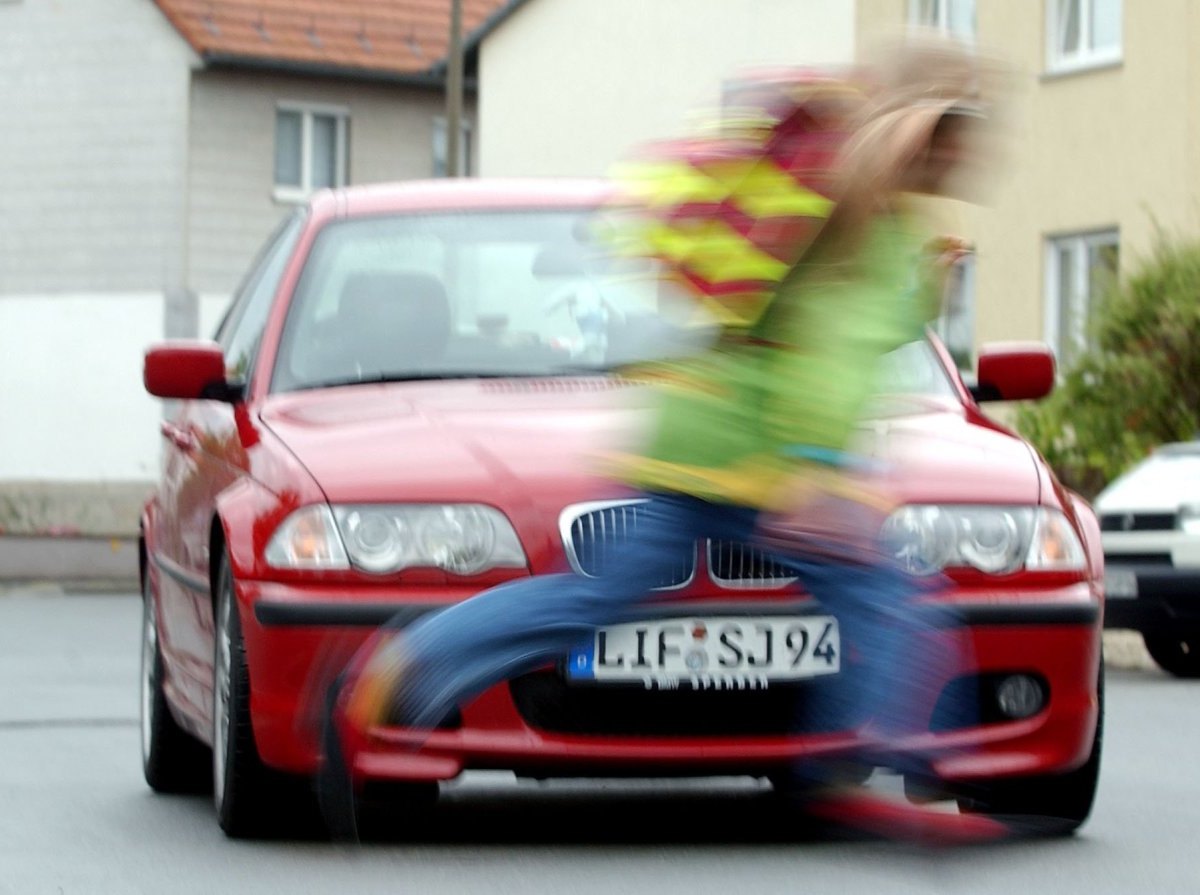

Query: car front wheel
(1143, 632), (1200, 678)
(141, 573), (209, 793)
(212, 549), (315, 838)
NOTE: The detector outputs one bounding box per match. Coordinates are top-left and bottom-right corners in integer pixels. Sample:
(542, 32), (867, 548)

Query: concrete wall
(0, 0), (195, 294)
(0, 0), (194, 509)
(0, 293), (165, 482)
(478, 0), (856, 177)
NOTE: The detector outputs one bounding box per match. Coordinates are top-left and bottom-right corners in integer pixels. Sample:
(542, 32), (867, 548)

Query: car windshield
(271, 209), (957, 400)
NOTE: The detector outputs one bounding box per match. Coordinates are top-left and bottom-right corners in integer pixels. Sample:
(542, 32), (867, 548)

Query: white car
(1095, 441), (1200, 677)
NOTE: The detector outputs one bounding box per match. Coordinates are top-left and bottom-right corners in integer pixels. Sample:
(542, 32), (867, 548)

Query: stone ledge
(0, 480), (152, 538)
(1103, 628), (1155, 672)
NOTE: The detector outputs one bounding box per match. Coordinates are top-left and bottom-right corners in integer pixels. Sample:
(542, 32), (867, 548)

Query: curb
(0, 535), (138, 590)
(1102, 628), (1155, 672)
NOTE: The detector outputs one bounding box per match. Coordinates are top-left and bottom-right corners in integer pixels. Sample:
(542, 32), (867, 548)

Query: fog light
(995, 675), (1044, 719)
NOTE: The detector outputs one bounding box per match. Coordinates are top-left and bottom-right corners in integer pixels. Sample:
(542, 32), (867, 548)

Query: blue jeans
(379, 491), (966, 742)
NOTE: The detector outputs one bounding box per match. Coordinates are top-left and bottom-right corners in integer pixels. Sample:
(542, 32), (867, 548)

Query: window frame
(1043, 228), (1119, 370)
(215, 210), (307, 390)
(907, 0), (976, 43)
(1045, 0), (1123, 76)
(933, 252), (976, 372)
(273, 101), (350, 203)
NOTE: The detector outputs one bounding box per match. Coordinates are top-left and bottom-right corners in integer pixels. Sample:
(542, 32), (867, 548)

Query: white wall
(0, 294), (164, 481)
(479, 0), (856, 177)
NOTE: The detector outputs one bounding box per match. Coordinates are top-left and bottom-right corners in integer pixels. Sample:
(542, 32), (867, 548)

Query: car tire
(212, 550), (316, 839)
(140, 574), (210, 794)
(959, 663), (1104, 836)
(353, 780), (441, 840)
(1142, 632), (1200, 678)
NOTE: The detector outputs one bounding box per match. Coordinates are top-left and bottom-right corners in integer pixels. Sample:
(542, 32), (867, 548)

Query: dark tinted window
(216, 211), (306, 384)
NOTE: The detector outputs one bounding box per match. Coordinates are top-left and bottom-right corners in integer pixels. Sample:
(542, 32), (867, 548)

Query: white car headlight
(882, 506), (1085, 575)
(267, 504), (527, 575)
(336, 507), (408, 573)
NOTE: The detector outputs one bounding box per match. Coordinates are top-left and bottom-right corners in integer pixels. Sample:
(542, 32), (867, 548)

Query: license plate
(1105, 567), (1138, 599)
(566, 616), (839, 689)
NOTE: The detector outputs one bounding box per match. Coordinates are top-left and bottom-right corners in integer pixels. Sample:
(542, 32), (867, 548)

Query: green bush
(1016, 237), (1200, 499)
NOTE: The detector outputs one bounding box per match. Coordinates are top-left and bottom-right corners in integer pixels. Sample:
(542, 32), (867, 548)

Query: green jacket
(611, 210), (936, 508)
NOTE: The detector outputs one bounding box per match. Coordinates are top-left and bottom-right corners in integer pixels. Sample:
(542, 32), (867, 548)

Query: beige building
(861, 0), (1196, 371)
(478, 0), (1192, 373)
(476, 0), (857, 178)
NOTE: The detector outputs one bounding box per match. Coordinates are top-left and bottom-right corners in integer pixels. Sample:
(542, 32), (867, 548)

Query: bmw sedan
(139, 179), (1104, 838)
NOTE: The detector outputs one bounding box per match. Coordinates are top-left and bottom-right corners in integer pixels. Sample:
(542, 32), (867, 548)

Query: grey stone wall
(186, 70), (462, 295)
(0, 0), (195, 296)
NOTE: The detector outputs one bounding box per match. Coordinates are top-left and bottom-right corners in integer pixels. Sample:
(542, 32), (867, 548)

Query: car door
(156, 212), (306, 708)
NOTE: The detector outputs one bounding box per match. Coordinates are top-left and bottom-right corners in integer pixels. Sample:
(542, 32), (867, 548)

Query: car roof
(312, 178), (614, 219)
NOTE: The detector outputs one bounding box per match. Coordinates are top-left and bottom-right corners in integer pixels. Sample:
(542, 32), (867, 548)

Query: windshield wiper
(293, 371), (520, 391)
(545, 364), (613, 376)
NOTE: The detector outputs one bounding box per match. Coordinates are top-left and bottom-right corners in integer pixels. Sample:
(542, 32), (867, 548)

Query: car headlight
(881, 506), (1086, 575)
(265, 504), (527, 575)
(264, 505), (350, 570)
(1179, 503), (1200, 535)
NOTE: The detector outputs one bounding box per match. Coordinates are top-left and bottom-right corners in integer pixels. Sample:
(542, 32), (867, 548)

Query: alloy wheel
(213, 587), (233, 811)
(139, 590), (157, 765)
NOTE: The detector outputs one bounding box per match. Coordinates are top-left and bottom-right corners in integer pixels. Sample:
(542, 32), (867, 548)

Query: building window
(909, 0), (976, 42)
(433, 117), (472, 177)
(1045, 230), (1119, 370)
(274, 104), (348, 200)
(1047, 0), (1122, 73)
(934, 253), (976, 371)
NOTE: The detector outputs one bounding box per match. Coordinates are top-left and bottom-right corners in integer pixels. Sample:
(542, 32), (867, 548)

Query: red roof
(152, 0), (513, 79)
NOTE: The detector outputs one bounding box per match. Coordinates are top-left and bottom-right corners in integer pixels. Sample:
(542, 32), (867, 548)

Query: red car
(139, 179), (1104, 838)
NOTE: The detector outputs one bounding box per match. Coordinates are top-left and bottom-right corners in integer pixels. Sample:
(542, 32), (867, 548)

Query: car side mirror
(971, 341), (1056, 403)
(144, 341), (241, 402)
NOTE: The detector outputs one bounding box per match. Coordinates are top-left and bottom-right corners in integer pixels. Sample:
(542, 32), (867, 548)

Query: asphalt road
(1, 591), (1197, 895)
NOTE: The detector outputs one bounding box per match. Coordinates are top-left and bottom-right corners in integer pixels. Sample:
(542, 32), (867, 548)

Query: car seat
(334, 271), (452, 379)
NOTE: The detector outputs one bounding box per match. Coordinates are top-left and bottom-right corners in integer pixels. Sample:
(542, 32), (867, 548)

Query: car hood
(260, 379), (645, 512)
(864, 396), (1041, 505)
(260, 383), (1042, 509)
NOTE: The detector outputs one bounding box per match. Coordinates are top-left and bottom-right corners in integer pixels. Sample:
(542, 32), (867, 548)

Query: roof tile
(153, 0), (511, 77)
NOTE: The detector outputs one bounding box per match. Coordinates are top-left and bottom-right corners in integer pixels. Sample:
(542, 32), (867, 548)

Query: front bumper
(236, 579), (1101, 787)
(1102, 560), (1200, 632)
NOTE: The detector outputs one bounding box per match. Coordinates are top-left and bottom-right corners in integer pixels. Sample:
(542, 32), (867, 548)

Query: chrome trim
(151, 552), (209, 594)
(706, 540), (798, 589)
(557, 498), (695, 590)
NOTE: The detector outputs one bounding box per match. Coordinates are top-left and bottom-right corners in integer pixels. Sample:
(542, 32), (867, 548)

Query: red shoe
(804, 788), (1012, 846)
